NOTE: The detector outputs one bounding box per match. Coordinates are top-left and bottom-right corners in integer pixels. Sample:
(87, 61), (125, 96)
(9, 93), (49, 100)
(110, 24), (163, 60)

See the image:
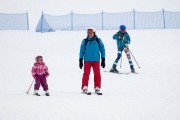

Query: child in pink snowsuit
(31, 56), (50, 96)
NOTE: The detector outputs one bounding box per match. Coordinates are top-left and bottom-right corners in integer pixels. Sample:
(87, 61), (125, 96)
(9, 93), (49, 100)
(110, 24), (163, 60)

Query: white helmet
(87, 27), (96, 33)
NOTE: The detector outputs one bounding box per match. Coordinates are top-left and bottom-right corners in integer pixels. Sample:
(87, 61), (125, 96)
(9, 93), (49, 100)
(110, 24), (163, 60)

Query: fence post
(71, 10), (73, 31)
(40, 11), (44, 32)
(162, 9), (166, 29)
(102, 10), (104, 30)
(26, 11), (29, 30)
(133, 8), (136, 29)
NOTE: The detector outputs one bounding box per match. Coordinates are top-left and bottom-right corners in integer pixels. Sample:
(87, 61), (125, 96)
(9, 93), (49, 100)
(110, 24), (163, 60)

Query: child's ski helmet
(119, 25), (126, 30)
(35, 55), (43, 61)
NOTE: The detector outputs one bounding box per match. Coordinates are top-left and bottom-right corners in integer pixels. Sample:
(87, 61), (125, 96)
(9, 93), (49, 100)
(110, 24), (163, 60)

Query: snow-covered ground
(0, 29), (180, 120)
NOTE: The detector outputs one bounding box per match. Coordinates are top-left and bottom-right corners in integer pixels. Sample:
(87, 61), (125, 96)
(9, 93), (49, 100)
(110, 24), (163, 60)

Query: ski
(131, 72), (138, 74)
(86, 92), (92, 95)
(104, 70), (138, 75)
(95, 89), (103, 95)
(34, 93), (41, 96)
(82, 91), (91, 95)
(104, 70), (130, 75)
(95, 92), (102, 95)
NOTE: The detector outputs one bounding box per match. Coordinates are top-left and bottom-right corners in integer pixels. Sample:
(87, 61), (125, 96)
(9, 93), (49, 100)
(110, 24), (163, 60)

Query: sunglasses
(121, 29), (125, 32)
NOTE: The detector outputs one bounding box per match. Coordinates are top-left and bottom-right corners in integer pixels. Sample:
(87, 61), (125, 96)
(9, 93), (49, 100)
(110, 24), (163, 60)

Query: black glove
(101, 58), (105, 68)
(79, 58), (83, 69)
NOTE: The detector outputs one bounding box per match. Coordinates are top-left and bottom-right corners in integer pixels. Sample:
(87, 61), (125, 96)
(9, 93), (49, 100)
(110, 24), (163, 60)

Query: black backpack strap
(85, 38), (88, 48)
(95, 38), (100, 48)
(117, 31), (125, 40)
(84, 37), (100, 49)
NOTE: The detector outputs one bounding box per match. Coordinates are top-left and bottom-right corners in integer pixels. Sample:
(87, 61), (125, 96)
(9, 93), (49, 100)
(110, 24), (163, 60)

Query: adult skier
(79, 27), (105, 95)
(110, 25), (135, 73)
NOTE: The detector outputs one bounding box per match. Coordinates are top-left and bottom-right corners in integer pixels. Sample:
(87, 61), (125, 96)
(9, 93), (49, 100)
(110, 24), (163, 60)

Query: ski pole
(129, 49), (140, 68)
(120, 52), (123, 68)
(26, 80), (34, 94)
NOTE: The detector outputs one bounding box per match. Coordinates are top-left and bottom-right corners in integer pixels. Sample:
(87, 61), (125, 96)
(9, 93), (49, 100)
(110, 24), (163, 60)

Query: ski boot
(110, 64), (119, 73)
(45, 90), (50, 96)
(130, 65), (135, 73)
(34, 90), (40, 96)
(82, 86), (91, 95)
(95, 87), (102, 95)
(45, 93), (50, 96)
(34, 93), (40, 96)
(110, 68), (119, 73)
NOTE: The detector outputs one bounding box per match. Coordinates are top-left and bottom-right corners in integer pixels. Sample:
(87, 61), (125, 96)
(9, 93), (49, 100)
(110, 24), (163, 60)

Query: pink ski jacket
(31, 63), (49, 77)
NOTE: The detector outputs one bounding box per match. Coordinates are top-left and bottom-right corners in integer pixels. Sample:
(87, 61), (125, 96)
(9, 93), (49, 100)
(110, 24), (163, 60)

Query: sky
(0, 0), (180, 14)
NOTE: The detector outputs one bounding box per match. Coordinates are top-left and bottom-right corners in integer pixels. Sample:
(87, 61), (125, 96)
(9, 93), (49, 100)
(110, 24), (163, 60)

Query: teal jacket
(113, 31), (131, 49)
(79, 35), (105, 62)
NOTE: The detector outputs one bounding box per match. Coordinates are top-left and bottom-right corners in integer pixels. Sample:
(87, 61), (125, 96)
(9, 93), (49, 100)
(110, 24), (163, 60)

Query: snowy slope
(0, 29), (180, 120)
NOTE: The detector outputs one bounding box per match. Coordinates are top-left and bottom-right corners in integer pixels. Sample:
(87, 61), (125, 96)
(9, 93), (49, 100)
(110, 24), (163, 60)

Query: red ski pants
(81, 62), (101, 89)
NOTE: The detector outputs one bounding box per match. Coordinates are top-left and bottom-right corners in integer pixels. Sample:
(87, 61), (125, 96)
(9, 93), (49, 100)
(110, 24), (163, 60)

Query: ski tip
(82, 91), (91, 95)
(87, 92), (92, 95)
(97, 93), (102, 95)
